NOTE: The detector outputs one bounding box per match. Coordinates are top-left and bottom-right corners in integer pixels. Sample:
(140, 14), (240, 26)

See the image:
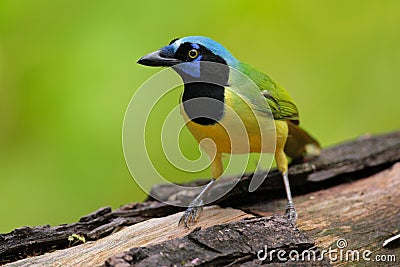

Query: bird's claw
(285, 201), (297, 225)
(179, 201), (203, 228)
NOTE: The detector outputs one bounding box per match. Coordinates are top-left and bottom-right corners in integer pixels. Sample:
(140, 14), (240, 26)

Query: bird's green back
(235, 62), (300, 124)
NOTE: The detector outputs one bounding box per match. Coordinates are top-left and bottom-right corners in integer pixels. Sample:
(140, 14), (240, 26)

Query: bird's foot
(178, 200), (204, 229)
(285, 201), (297, 225)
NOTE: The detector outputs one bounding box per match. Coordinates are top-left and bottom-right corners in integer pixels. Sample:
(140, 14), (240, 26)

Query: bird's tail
(284, 121), (321, 160)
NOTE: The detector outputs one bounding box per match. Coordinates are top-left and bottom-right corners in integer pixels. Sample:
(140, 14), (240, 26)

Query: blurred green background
(0, 0), (399, 233)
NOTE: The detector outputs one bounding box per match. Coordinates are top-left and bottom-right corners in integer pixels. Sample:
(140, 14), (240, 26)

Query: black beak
(137, 50), (181, 67)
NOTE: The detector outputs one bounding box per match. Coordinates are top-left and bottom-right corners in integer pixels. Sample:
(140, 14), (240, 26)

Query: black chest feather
(182, 82), (225, 125)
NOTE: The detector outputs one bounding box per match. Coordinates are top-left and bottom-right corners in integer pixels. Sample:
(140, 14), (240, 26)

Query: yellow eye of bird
(188, 49), (198, 59)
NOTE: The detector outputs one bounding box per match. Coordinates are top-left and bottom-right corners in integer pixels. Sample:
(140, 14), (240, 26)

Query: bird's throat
(182, 82), (225, 125)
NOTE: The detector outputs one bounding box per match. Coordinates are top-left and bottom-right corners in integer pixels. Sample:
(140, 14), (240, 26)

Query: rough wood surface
(1, 131), (399, 266)
(236, 163), (400, 266)
(0, 202), (184, 265)
(100, 164), (400, 267)
(103, 216), (330, 267)
(3, 207), (252, 267)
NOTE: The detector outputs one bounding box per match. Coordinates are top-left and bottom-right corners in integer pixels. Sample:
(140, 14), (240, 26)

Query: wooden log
(3, 207), (253, 267)
(15, 164), (395, 267)
(97, 164), (400, 267)
(1, 131), (399, 266)
(102, 216), (329, 267)
(0, 202), (184, 265)
(235, 163), (400, 266)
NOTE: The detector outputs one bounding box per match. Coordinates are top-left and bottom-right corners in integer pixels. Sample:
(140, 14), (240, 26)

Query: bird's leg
(274, 122), (297, 225)
(282, 171), (297, 224)
(178, 179), (215, 228)
(179, 153), (223, 228)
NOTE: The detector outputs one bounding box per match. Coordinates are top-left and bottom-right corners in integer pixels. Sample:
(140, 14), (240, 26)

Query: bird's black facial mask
(171, 42), (228, 82)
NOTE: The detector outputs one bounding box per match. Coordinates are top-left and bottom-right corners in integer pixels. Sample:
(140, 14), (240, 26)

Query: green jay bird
(138, 36), (320, 227)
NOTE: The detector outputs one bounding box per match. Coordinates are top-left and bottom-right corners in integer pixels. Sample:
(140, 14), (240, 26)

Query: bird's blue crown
(161, 36), (238, 67)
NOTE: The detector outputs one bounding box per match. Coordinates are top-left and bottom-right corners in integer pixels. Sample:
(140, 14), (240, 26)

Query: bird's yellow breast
(181, 88), (285, 156)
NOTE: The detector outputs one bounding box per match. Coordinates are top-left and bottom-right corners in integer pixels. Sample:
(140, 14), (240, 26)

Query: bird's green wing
(235, 62), (300, 124)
